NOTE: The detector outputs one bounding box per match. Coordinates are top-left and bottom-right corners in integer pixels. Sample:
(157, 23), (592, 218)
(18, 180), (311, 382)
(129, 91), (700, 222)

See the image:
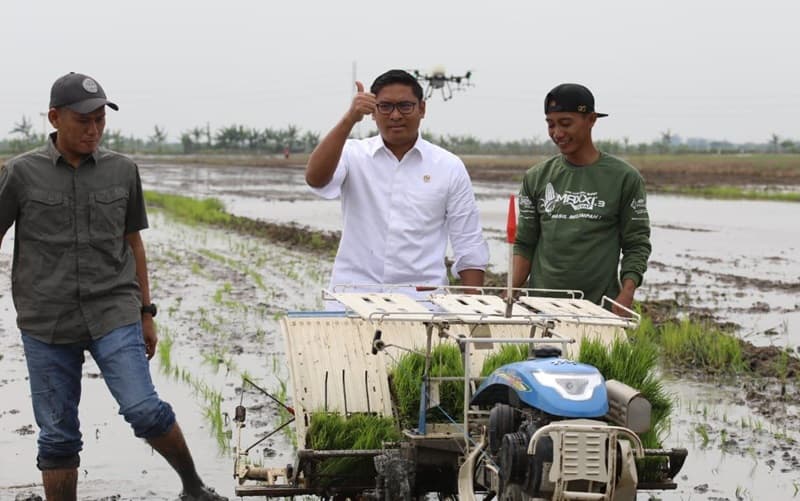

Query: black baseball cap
(49, 72), (118, 114)
(544, 83), (607, 117)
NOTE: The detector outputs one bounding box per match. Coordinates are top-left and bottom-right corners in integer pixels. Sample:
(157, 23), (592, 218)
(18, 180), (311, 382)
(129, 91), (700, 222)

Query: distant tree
(205, 123), (213, 148)
(149, 125), (168, 152)
(8, 115), (40, 152)
(215, 124), (248, 150)
(10, 116), (35, 140)
(659, 129), (673, 153)
(180, 131), (194, 154)
(780, 139), (795, 153)
(301, 130), (320, 152)
(770, 133), (780, 153)
(104, 129), (125, 151)
(284, 124), (299, 152)
(190, 127), (205, 149)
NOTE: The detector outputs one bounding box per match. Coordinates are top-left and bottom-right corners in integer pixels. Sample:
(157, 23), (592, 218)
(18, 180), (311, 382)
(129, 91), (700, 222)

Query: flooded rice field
(1, 160), (799, 500)
(139, 162), (800, 346)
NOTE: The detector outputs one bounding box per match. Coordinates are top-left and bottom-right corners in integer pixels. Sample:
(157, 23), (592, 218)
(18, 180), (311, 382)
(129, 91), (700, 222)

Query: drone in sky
(411, 67), (473, 101)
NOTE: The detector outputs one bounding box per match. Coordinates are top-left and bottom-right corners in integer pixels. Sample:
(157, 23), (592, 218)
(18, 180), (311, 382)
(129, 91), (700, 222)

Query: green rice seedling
(777, 346), (791, 391)
(579, 337), (672, 438)
(480, 344), (529, 377)
(144, 192), (232, 225)
(202, 349), (226, 373)
(165, 250), (183, 264)
(390, 343), (464, 428)
(204, 390), (230, 455)
(307, 412), (400, 484)
(255, 328), (266, 342)
(579, 337), (673, 483)
(157, 330), (175, 373)
(735, 485), (754, 501)
(248, 270), (266, 290)
(720, 429), (729, 450)
(695, 424), (710, 448)
(657, 319), (745, 373)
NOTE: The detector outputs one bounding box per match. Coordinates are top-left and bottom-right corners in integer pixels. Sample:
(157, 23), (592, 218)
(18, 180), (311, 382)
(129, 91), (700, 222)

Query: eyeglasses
(375, 101), (418, 115)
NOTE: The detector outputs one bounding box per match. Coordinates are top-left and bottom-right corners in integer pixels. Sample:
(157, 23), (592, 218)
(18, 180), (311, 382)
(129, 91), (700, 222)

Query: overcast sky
(3, 0), (798, 145)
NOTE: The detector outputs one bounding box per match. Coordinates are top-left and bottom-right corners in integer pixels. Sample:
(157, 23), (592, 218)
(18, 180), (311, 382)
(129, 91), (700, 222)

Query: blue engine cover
(471, 358), (609, 418)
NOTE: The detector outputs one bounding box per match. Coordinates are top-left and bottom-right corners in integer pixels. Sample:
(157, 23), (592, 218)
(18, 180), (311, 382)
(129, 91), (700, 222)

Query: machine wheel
(489, 404), (518, 454)
(498, 432), (529, 487)
(374, 453), (413, 501)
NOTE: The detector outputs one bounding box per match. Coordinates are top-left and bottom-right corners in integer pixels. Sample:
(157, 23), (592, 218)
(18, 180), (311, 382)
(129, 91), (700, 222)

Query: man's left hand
(142, 316), (157, 360)
(612, 279), (637, 317)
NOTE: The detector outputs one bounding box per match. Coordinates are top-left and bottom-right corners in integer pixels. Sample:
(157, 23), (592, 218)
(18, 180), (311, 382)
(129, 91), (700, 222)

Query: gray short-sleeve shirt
(0, 135), (148, 343)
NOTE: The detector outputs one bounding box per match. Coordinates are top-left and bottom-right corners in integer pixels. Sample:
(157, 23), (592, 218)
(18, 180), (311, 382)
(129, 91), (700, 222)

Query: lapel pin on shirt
(423, 175), (431, 183)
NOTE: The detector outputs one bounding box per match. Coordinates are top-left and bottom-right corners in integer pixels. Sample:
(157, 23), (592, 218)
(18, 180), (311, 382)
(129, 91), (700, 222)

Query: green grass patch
(145, 191), (340, 256)
(390, 344), (464, 428)
(144, 191), (231, 225)
(657, 185), (800, 202)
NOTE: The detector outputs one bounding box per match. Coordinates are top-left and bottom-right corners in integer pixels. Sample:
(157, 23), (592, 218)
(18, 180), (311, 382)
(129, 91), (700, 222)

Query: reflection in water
(139, 162), (800, 346)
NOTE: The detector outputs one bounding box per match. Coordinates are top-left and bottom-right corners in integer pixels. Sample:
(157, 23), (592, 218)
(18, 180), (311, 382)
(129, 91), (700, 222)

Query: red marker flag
(506, 194), (517, 243)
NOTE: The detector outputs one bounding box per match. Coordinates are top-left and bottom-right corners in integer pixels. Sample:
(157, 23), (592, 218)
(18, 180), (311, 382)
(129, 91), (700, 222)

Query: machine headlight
(531, 371), (604, 401)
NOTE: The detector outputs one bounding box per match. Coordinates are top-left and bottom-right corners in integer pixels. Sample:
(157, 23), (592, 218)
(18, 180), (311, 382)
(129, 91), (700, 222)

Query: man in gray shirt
(0, 73), (225, 501)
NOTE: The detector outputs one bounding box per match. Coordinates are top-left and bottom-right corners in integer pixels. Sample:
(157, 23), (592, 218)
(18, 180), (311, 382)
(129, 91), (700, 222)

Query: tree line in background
(2, 115), (800, 156)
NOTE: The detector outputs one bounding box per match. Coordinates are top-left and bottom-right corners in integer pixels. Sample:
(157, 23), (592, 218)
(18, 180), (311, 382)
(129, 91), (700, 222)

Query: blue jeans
(21, 322), (176, 470)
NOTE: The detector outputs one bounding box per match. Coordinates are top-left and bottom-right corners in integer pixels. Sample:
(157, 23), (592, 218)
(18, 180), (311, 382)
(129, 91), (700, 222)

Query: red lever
(506, 194), (517, 243)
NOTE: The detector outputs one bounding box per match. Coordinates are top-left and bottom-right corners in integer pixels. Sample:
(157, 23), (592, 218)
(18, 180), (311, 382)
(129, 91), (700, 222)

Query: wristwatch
(141, 303), (158, 317)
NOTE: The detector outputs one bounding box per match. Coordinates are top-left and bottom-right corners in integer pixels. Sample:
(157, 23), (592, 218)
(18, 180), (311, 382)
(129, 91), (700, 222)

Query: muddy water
(1, 161), (798, 499)
(136, 162), (800, 346)
(0, 213), (329, 499)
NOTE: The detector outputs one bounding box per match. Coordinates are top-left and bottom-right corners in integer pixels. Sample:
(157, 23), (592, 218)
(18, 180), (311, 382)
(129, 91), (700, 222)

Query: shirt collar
(369, 134), (426, 161)
(46, 132), (99, 167)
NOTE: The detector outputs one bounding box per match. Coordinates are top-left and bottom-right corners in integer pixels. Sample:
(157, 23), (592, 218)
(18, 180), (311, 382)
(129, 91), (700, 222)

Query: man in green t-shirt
(512, 83), (651, 315)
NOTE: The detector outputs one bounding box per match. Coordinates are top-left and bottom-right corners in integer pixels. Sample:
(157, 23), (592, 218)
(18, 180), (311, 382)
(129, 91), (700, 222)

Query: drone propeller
(408, 68), (474, 101)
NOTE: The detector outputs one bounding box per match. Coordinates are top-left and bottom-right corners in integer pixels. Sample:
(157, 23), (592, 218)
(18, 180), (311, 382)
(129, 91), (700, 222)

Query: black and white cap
(49, 72), (118, 113)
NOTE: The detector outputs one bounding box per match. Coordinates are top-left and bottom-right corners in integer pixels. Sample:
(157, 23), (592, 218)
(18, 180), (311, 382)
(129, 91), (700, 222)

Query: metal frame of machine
(233, 286), (686, 500)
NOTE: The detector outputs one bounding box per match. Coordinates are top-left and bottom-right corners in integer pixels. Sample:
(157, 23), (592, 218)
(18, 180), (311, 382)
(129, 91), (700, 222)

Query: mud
(650, 260), (800, 294)
(2, 160), (800, 499)
(140, 153), (800, 190)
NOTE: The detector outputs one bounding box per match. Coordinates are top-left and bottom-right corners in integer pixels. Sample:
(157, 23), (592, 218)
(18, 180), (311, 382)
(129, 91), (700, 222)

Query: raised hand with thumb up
(346, 81), (377, 124)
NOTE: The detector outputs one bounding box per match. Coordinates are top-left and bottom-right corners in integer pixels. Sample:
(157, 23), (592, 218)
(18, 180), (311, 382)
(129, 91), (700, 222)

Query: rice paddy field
(1, 154), (799, 500)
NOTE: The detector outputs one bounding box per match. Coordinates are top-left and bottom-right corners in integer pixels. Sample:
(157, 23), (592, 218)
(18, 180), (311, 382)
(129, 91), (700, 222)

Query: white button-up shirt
(310, 135), (489, 291)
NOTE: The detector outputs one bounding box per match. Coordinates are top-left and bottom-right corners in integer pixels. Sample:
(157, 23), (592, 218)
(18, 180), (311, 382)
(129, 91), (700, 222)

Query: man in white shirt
(306, 69), (488, 293)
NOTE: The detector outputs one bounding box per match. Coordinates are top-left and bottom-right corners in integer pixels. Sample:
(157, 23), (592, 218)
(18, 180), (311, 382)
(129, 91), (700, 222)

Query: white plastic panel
(429, 294), (538, 324)
(330, 292), (434, 321)
(517, 297), (633, 327)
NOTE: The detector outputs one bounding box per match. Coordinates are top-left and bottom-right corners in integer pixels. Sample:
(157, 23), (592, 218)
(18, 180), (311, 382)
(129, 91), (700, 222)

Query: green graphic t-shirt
(513, 153), (651, 304)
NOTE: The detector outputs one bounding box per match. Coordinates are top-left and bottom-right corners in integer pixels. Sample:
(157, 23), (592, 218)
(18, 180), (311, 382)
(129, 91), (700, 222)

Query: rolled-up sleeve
(446, 164), (489, 275)
(307, 143), (349, 200)
(125, 164), (149, 234)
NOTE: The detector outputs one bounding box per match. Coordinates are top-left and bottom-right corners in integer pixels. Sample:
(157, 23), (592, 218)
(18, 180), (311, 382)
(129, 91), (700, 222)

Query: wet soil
(154, 208), (800, 384)
(3, 159), (800, 499)
(459, 155), (800, 189)
(139, 153), (800, 190)
(166, 211), (800, 420)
